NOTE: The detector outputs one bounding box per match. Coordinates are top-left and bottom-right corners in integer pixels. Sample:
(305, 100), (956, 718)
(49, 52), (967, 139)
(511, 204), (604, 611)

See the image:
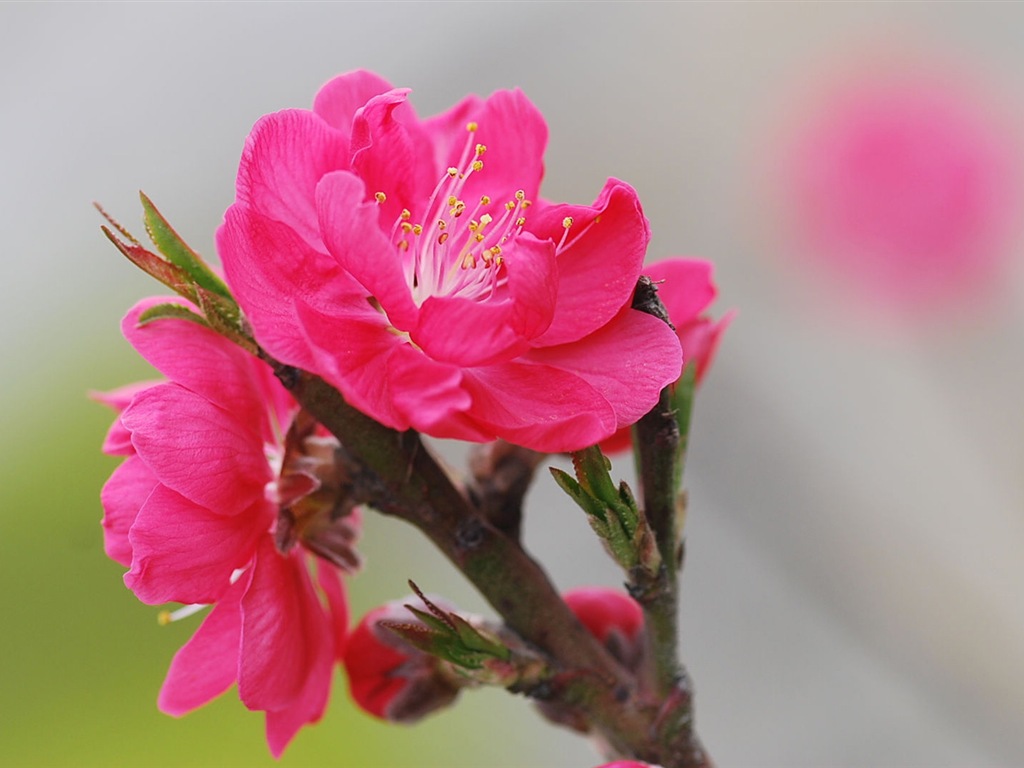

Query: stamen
(157, 603), (207, 626)
(374, 191), (387, 204)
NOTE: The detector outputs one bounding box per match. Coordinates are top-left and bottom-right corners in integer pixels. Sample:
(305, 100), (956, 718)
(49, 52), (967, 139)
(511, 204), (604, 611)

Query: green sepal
(137, 303), (210, 328)
(550, 468), (608, 523)
(101, 226), (199, 304)
(140, 192), (231, 299)
(386, 583), (512, 673)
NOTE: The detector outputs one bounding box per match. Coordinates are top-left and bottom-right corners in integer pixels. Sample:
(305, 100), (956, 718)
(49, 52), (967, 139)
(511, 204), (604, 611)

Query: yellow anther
(438, 220), (447, 230)
(400, 209), (411, 221)
(448, 196), (458, 207)
(480, 213), (493, 226)
(466, 121), (478, 132)
(157, 610), (172, 626)
(401, 222), (413, 233)
(522, 200), (532, 209)
(475, 233), (485, 243)
(494, 256), (503, 266)
(562, 216), (574, 229)
(515, 190), (525, 201)
(412, 224), (423, 235)
(447, 167), (459, 178)
(374, 192), (387, 204)
(398, 240), (410, 251)
(468, 221), (479, 232)
(595, 214), (602, 223)
(475, 144), (487, 156)
(506, 201), (516, 211)
(471, 160), (484, 172)
(516, 217), (526, 226)
(480, 195), (491, 205)
(489, 245), (502, 257)
(438, 232), (449, 245)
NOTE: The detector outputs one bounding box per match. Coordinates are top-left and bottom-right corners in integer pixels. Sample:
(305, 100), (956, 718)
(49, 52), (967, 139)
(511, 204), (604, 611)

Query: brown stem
(466, 441), (545, 539)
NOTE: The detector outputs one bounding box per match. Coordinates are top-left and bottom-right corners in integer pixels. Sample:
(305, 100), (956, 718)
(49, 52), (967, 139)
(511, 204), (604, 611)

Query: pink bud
(564, 587), (645, 670)
(342, 599), (462, 724)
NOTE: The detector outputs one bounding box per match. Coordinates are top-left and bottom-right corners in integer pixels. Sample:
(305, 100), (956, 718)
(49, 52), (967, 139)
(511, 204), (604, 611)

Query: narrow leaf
(102, 226), (198, 303)
(137, 303), (209, 328)
(140, 192), (231, 299)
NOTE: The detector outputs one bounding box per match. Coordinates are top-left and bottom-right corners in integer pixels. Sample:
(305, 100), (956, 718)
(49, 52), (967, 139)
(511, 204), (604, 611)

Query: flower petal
(157, 573), (249, 717)
(313, 70), (396, 136)
(218, 204), (369, 373)
(101, 455), (158, 567)
(315, 170), (419, 330)
(412, 296), (525, 367)
(236, 109), (350, 252)
(350, 88), (437, 221)
(461, 362), (617, 452)
(122, 298), (268, 427)
(530, 180), (650, 347)
(92, 381), (161, 455)
(527, 307), (682, 429)
(123, 383), (269, 514)
(445, 89), (547, 208)
(239, 542), (328, 716)
(645, 259), (717, 326)
(126, 485), (267, 605)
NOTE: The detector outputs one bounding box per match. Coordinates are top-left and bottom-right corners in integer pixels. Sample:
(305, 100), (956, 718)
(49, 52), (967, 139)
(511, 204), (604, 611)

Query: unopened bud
(564, 587), (645, 671)
(342, 599), (463, 723)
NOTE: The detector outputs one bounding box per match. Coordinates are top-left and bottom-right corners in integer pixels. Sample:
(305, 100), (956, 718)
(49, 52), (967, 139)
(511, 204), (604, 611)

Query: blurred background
(2, 3), (1023, 766)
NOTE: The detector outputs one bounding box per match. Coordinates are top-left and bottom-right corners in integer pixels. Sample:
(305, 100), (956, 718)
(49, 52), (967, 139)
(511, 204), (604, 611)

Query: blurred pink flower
(784, 67), (1021, 316)
(218, 69), (681, 452)
(600, 258), (731, 454)
(99, 298), (356, 756)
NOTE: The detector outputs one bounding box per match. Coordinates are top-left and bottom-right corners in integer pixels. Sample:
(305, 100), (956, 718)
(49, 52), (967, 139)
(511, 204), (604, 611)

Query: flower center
(376, 123), (536, 306)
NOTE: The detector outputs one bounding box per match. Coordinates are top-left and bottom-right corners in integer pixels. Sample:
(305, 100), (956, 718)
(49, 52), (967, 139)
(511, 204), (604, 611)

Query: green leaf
(140, 192), (231, 299)
(102, 226), (198, 304)
(137, 303), (209, 328)
(550, 468), (607, 522)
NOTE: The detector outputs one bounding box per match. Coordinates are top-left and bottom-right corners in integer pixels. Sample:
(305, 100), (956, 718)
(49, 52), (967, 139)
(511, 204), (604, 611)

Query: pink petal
(444, 89), (547, 209)
(158, 573), (249, 717)
(680, 311), (735, 385)
(123, 384), (269, 514)
(645, 259), (717, 327)
(421, 92), (485, 172)
(316, 559), (350, 656)
(315, 170), (419, 330)
(92, 381), (161, 455)
(218, 204), (370, 373)
(412, 295), (526, 367)
(461, 362), (617, 452)
(100, 455), (158, 567)
(126, 485), (267, 605)
(386, 345), (489, 442)
(263, 588), (334, 757)
(313, 70), (396, 136)
(122, 298), (268, 427)
(239, 542), (326, 714)
(295, 300), (410, 431)
(527, 308), (682, 429)
(235, 109), (350, 253)
(350, 88), (437, 222)
(530, 180), (650, 347)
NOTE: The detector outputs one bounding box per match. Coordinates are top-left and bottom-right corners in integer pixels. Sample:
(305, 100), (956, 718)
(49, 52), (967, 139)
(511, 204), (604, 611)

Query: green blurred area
(0, 336), (564, 767)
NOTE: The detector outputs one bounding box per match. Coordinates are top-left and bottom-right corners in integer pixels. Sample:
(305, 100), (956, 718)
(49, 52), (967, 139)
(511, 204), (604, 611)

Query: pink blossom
(782, 67), (1021, 317)
(99, 297), (357, 756)
(342, 598), (462, 723)
(217, 70), (682, 453)
(600, 258), (731, 454)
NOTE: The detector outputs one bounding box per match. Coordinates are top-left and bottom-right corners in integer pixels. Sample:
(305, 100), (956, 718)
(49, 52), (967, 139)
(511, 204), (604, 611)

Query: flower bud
(342, 599), (463, 724)
(564, 587), (645, 671)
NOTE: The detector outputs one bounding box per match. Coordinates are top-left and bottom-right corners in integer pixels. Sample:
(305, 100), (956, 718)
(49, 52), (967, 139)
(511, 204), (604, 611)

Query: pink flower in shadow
(99, 297), (355, 756)
(217, 70), (682, 452)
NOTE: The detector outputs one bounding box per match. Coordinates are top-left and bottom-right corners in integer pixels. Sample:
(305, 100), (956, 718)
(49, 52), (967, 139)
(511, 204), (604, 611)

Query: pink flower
(600, 258), (731, 454)
(342, 598), (463, 723)
(564, 587), (645, 670)
(782, 66), (1021, 317)
(217, 70), (682, 453)
(100, 297), (358, 756)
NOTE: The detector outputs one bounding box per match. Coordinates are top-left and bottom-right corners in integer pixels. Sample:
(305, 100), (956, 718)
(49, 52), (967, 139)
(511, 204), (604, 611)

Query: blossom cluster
(98, 69), (728, 757)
